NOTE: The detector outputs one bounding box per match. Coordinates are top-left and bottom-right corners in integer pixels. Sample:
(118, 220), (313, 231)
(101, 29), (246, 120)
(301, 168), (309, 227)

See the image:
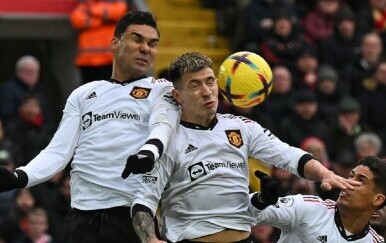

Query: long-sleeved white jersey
(249, 194), (384, 243)
(18, 77), (179, 210)
(132, 114), (310, 242)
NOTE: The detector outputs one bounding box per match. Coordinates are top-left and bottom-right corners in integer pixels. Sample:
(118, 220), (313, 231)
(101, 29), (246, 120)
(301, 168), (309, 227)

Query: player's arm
(0, 88), (82, 192)
(247, 122), (360, 190)
(303, 159), (360, 190)
(131, 153), (173, 242)
(122, 81), (179, 177)
(132, 204), (165, 243)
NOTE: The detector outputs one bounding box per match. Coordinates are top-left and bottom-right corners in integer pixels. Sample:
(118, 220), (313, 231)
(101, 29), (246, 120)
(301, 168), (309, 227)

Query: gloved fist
(122, 150), (155, 179)
(251, 170), (279, 209)
(0, 168), (28, 192)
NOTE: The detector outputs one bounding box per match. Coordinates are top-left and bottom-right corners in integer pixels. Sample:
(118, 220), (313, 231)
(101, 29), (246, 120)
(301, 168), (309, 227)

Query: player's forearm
(303, 159), (330, 181)
(132, 211), (158, 243)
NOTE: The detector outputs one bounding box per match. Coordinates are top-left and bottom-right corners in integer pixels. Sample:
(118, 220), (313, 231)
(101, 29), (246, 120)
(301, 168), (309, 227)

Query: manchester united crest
(130, 86), (151, 99)
(225, 130), (244, 148)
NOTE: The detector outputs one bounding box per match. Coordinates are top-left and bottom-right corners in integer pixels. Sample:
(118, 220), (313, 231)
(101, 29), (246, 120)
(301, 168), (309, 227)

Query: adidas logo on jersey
(316, 235), (327, 243)
(86, 91), (97, 99)
(185, 144), (197, 154)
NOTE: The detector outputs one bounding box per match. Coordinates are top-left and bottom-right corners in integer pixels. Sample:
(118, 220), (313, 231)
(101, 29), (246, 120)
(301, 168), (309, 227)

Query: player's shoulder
(300, 195), (333, 206)
(369, 227), (385, 243)
(147, 78), (174, 97)
(300, 195), (337, 213)
(150, 78), (173, 87)
(277, 195), (334, 217)
(277, 194), (329, 208)
(301, 195), (325, 203)
(217, 113), (255, 124)
(69, 80), (106, 98)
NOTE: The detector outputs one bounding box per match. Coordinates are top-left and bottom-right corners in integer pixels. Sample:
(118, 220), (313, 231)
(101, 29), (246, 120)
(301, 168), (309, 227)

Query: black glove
(0, 168), (28, 192)
(251, 170), (279, 209)
(122, 150), (155, 179)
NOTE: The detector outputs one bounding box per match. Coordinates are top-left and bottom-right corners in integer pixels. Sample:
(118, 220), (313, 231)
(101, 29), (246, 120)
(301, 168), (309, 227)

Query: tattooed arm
(132, 204), (166, 243)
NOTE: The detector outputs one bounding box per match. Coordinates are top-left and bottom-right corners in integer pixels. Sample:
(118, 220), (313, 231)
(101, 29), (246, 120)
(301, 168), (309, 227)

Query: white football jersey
(250, 194), (384, 243)
(132, 114), (308, 242)
(18, 77), (179, 210)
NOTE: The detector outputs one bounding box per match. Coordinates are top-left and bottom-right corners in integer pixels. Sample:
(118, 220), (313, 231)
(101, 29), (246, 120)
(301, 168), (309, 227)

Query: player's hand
(0, 168), (28, 192)
(122, 150), (155, 179)
(252, 170), (279, 209)
(320, 170), (361, 191)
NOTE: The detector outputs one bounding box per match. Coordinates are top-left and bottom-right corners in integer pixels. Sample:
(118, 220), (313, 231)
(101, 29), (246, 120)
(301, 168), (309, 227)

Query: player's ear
(373, 193), (385, 208)
(172, 89), (182, 104)
(111, 37), (119, 51)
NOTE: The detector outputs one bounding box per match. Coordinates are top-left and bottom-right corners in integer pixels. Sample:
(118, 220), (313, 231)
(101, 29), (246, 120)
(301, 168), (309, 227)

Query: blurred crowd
(0, 0), (385, 242)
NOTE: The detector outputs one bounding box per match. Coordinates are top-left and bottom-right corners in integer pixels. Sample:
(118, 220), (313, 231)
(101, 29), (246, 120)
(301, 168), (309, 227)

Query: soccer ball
(218, 51), (273, 107)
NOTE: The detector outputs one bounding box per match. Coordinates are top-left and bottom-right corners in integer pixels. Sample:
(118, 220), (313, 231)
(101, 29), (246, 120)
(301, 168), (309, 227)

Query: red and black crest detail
(225, 129), (244, 148)
(130, 86), (151, 99)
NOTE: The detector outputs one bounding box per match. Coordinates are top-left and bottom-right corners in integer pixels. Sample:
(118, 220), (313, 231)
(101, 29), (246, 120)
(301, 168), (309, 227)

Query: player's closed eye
(207, 79), (216, 86)
(189, 83), (199, 90)
(148, 41), (158, 48)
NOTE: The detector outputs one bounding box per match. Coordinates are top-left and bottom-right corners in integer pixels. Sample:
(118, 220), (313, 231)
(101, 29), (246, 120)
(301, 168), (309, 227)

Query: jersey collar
(334, 206), (370, 241)
(180, 116), (218, 130)
(109, 76), (147, 85)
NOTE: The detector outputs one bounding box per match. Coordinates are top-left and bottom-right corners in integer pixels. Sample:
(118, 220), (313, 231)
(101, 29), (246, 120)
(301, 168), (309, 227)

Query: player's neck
(181, 113), (216, 129)
(111, 67), (146, 82)
(339, 207), (372, 235)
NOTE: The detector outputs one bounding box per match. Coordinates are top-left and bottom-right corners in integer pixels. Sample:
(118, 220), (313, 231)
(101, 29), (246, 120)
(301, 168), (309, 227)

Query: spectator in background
(292, 45), (319, 90)
(354, 132), (383, 161)
(327, 96), (371, 164)
(315, 65), (344, 126)
(271, 166), (296, 197)
(300, 136), (330, 168)
(301, 0), (341, 45)
(6, 95), (53, 166)
(259, 11), (307, 71)
(319, 7), (362, 80)
(241, 0), (297, 53)
(0, 55), (52, 127)
(343, 31), (383, 97)
(359, 60), (386, 155)
(17, 207), (53, 243)
(263, 65), (294, 132)
(290, 176), (317, 195)
(278, 90), (328, 147)
(0, 188), (36, 243)
(70, 0), (128, 84)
